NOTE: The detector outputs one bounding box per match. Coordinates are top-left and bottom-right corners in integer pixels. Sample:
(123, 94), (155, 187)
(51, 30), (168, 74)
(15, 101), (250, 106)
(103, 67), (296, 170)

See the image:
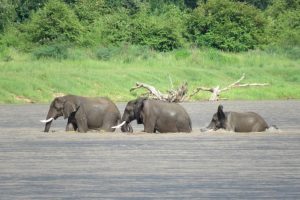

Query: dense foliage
(187, 0), (267, 51)
(0, 0), (299, 54)
(23, 0), (83, 44)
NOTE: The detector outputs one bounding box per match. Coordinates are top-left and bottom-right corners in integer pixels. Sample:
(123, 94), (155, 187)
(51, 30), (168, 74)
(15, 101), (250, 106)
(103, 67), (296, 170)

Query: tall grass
(0, 47), (299, 104)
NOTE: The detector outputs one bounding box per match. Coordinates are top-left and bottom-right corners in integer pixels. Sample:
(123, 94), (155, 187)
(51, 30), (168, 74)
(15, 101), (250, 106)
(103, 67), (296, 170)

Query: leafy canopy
(187, 0), (267, 51)
(23, 0), (83, 44)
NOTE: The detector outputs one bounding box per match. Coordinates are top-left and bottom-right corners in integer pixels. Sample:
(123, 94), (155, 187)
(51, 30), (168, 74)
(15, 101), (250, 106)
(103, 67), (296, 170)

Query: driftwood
(130, 82), (188, 102)
(189, 73), (269, 101)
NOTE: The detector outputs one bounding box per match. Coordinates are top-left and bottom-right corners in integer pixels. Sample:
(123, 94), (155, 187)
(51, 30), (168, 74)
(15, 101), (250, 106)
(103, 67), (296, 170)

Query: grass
(0, 47), (299, 104)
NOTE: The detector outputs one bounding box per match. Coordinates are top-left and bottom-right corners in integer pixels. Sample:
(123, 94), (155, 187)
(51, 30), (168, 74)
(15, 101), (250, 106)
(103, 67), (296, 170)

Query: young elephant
(115, 97), (192, 133)
(41, 95), (121, 133)
(203, 105), (270, 132)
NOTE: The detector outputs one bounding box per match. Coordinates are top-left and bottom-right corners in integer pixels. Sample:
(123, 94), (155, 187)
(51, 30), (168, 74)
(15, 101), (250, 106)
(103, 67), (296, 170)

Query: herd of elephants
(40, 95), (276, 133)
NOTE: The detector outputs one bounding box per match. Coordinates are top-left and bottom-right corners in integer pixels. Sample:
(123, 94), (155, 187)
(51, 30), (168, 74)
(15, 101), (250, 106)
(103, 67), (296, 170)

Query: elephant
(41, 95), (121, 133)
(115, 97), (192, 133)
(202, 105), (270, 132)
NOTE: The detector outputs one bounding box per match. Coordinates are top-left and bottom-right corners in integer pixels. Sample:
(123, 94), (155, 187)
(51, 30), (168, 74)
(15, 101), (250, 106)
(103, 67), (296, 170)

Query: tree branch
(190, 74), (269, 101)
(130, 81), (188, 102)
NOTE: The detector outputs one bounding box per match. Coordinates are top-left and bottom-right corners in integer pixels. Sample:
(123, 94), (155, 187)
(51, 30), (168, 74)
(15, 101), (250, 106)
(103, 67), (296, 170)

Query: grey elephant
(202, 105), (271, 132)
(115, 97), (192, 133)
(41, 95), (121, 132)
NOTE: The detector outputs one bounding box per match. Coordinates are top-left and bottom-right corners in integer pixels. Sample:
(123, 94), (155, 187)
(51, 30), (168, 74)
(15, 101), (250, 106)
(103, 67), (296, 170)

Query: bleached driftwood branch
(190, 73), (269, 101)
(130, 81), (188, 102)
(167, 82), (188, 102)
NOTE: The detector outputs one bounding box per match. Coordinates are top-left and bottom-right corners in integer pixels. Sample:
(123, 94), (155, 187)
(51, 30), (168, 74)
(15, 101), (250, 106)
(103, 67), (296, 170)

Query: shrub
(100, 9), (133, 45)
(100, 5), (186, 51)
(24, 0), (84, 45)
(33, 43), (69, 59)
(265, 1), (300, 47)
(0, 0), (16, 32)
(73, 0), (106, 25)
(131, 5), (186, 51)
(186, 0), (267, 51)
(0, 26), (31, 50)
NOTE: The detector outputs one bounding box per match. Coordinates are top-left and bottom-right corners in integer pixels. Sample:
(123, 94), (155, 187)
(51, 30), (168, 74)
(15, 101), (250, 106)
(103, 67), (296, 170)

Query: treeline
(0, 0), (299, 56)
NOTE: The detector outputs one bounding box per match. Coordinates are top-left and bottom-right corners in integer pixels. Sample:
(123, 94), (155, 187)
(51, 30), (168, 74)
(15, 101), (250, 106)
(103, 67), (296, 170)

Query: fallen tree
(130, 81), (188, 102)
(129, 74), (269, 102)
(189, 73), (269, 101)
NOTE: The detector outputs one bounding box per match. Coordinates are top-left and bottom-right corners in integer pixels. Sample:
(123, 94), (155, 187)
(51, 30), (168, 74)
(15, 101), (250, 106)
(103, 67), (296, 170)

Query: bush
(0, 26), (31, 50)
(100, 5), (186, 52)
(33, 43), (69, 59)
(265, 1), (300, 47)
(100, 9), (133, 45)
(73, 0), (106, 25)
(0, 0), (16, 32)
(131, 5), (186, 51)
(186, 0), (267, 51)
(23, 0), (84, 45)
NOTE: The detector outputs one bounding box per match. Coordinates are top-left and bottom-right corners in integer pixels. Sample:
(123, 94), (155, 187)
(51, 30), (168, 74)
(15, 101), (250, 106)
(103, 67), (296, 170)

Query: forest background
(0, 0), (299, 103)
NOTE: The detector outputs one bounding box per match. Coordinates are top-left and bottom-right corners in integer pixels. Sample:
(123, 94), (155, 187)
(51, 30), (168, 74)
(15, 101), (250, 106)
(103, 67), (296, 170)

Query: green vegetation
(0, 0), (299, 103)
(1, 0), (299, 51)
(0, 47), (299, 104)
(187, 0), (267, 51)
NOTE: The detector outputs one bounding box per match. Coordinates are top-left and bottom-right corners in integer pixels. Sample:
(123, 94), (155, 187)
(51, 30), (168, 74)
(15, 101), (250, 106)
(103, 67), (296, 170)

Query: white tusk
(111, 121), (126, 129)
(40, 118), (54, 123)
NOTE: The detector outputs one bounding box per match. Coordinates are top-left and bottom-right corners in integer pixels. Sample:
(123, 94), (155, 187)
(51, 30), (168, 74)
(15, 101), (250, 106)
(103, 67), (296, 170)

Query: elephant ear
(63, 101), (77, 119)
(217, 105), (226, 126)
(54, 97), (65, 109)
(134, 97), (146, 124)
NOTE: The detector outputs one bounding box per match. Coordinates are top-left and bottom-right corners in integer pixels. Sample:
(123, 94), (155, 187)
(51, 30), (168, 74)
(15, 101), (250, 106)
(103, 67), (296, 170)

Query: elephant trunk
(120, 114), (133, 133)
(44, 109), (55, 132)
(121, 122), (133, 133)
(44, 121), (52, 132)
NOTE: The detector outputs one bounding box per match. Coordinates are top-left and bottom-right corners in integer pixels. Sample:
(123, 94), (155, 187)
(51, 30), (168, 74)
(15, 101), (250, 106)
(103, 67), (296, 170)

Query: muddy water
(0, 101), (299, 199)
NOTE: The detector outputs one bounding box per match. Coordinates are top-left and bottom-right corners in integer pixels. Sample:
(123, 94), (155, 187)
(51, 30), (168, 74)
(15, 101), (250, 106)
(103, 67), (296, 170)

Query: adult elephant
(41, 95), (121, 133)
(202, 105), (272, 132)
(116, 97), (192, 133)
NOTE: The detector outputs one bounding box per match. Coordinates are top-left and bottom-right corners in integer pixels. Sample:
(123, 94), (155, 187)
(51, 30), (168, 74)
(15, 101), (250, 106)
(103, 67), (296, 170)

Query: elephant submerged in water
(114, 97), (192, 133)
(202, 105), (273, 132)
(41, 95), (121, 133)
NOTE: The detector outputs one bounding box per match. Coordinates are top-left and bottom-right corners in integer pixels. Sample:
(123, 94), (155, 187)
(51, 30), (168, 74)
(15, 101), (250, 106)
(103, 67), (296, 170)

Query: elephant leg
(143, 118), (155, 133)
(66, 123), (74, 131)
(75, 116), (88, 133)
(66, 122), (78, 131)
(75, 107), (88, 133)
(66, 117), (78, 131)
(102, 114), (119, 132)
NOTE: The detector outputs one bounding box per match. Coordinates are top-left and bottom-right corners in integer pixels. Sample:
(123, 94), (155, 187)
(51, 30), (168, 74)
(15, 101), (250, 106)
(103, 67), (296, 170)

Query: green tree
(103, 0), (142, 15)
(184, 0), (198, 9)
(234, 0), (272, 10)
(14, 0), (48, 22)
(100, 4), (185, 51)
(23, 0), (83, 44)
(73, 0), (106, 25)
(100, 9), (133, 45)
(0, 0), (16, 32)
(186, 0), (267, 51)
(131, 5), (186, 51)
(265, 0), (300, 46)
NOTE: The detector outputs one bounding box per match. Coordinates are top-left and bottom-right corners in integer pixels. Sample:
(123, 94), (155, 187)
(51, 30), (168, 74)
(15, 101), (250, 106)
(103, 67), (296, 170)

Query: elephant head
(42, 96), (78, 132)
(119, 97), (147, 132)
(205, 105), (226, 131)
